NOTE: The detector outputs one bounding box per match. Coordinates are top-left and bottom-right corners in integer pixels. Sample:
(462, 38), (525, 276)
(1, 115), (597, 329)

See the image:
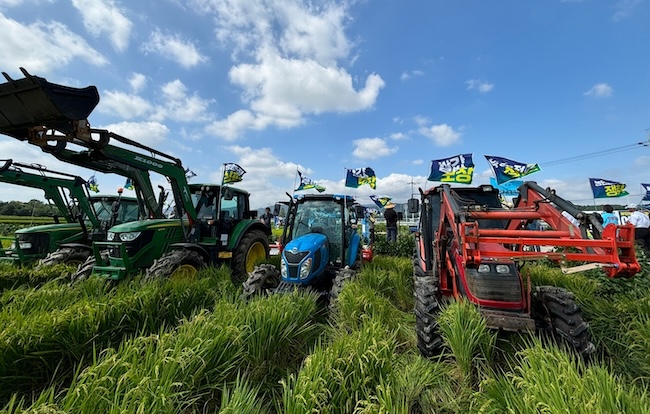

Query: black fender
(58, 242), (93, 252)
(168, 242), (210, 261)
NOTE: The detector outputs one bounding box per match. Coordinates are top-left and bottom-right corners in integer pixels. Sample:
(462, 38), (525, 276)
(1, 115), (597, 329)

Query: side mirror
(222, 188), (234, 200)
(247, 210), (258, 219)
(407, 198), (419, 214)
(273, 203), (282, 217)
(354, 205), (366, 218)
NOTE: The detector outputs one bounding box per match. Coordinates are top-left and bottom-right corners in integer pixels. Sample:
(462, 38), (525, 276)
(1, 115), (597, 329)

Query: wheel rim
(245, 242), (266, 273)
(170, 264), (198, 281)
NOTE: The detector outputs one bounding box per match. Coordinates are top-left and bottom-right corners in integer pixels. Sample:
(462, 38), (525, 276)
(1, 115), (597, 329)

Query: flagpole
(216, 163), (225, 223)
(292, 168), (298, 198)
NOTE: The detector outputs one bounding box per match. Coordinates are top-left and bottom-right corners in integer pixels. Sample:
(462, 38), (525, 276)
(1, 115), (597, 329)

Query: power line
(541, 141), (648, 167)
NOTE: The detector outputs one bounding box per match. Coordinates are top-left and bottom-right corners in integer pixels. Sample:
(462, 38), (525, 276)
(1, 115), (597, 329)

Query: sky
(0, 0), (649, 210)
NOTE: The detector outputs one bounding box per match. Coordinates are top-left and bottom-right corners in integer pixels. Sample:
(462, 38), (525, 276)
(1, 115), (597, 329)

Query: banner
(589, 178), (629, 198)
(642, 183), (650, 201)
(295, 171), (326, 192)
(222, 163), (246, 184)
(124, 178), (134, 190)
(428, 154), (474, 184)
(489, 178), (523, 196)
(86, 175), (99, 193)
(345, 167), (377, 189)
(485, 155), (541, 185)
(370, 195), (392, 209)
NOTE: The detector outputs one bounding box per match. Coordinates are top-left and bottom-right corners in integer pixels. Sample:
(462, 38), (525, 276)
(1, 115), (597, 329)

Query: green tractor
(0, 158), (139, 267)
(0, 68), (270, 282)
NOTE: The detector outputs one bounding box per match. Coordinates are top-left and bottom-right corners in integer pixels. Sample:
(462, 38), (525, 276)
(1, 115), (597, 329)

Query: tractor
(0, 158), (139, 267)
(0, 68), (269, 283)
(410, 182), (640, 357)
(242, 193), (371, 307)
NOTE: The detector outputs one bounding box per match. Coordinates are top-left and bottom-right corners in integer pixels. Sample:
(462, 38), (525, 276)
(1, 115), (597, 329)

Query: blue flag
(370, 195), (392, 209)
(86, 175), (99, 193)
(428, 154), (474, 184)
(485, 155), (541, 185)
(223, 163), (246, 184)
(295, 171), (326, 192)
(589, 178), (629, 198)
(642, 183), (650, 201)
(124, 178), (134, 190)
(345, 167), (377, 189)
(489, 178), (523, 196)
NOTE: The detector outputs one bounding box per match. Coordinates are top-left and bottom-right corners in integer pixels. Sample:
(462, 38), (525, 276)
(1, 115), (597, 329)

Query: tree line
(0, 200), (60, 217)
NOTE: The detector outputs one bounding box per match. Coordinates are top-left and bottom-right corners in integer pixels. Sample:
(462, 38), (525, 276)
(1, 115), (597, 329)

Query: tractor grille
(109, 231), (154, 258)
(284, 250), (308, 264)
(18, 233), (49, 254)
(465, 267), (522, 304)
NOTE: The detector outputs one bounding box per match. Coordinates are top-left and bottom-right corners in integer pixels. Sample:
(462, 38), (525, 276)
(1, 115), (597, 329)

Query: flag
(345, 167), (377, 189)
(223, 163), (246, 184)
(86, 175), (99, 193)
(589, 178), (629, 198)
(124, 178), (134, 190)
(295, 171), (326, 192)
(370, 195), (392, 209)
(185, 167), (197, 180)
(485, 155), (541, 185)
(489, 178), (523, 196)
(428, 153), (474, 184)
(642, 183), (650, 201)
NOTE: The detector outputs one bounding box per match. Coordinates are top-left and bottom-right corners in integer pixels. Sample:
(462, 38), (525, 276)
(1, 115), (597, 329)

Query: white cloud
(400, 70), (424, 81)
(412, 159), (424, 165)
(465, 79), (494, 93)
(98, 90), (153, 119)
(0, 0), (53, 6)
(71, 0), (132, 52)
(352, 138), (398, 160)
(390, 132), (408, 140)
(583, 83), (613, 98)
(99, 121), (169, 147)
(141, 29), (208, 68)
(613, 0), (641, 21)
(150, 80), (214, 122)
(0, 14), (107, 73)
(128, 73), (147, 93)
(186, 0), (384, 139)
(419, 123), (462, 147)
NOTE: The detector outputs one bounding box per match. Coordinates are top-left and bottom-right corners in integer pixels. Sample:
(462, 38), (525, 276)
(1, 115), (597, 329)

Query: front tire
(37, 247), (91, 270)
(414, 263), (443, 358)
(145, 250), (206, 281)
(241, 264), (280, 301)
(70, 251), (108, 284)
(231, 230), (269, 284)
(531, 286), (595, 357)
(329, 267), (357, 311)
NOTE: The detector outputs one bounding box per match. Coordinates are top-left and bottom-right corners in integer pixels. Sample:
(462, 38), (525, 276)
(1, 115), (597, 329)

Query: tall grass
(0, 263), (73, 292)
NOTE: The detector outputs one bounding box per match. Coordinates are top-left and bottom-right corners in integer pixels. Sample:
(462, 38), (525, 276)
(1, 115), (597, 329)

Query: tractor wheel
(329, 267), (357, 311)
(36, 247), (91, 270)
(531, 286), (595, 357)
(70, 251), (108, 284)
(145, 250), (206, 282)
(241, 264), (280, 301)
(414, 263), (443, 358)
(231, 229), (269, 284)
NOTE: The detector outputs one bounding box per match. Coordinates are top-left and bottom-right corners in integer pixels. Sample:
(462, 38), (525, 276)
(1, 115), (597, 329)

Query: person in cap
(383, 202), (398, 242)
(626, 204), (650, 252)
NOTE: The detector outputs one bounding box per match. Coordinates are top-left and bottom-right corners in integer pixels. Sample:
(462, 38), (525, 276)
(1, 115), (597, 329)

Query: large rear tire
(531, 286), (595, 357)
(37, 247), (91, 270)
(231, 230), (269, 284)
(414, 263), (443, 358)
(241, 264), (280, 301)
(145, 250), (206, 282)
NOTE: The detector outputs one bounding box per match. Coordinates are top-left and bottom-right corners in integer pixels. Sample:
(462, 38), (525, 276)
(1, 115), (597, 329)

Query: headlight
(478, 264), (490, 273)
(18, 242), (32, 249)
(300, 258), (312, 279)
(496, 264), (510, 274)
(106, 232), (116, 241)
(119, 232), (141, 242)
(9, 241), (16, 250)
(281, 262), (287, 277)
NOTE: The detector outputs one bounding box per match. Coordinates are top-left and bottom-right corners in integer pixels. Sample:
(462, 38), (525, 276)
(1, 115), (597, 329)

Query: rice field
(0, 255), (649, 413)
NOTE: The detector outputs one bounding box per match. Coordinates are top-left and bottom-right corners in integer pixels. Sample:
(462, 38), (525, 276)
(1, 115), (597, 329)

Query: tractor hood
(15, 223), (82, 234)
(284, 232), (328, 253)
(107, 218), (188, 233)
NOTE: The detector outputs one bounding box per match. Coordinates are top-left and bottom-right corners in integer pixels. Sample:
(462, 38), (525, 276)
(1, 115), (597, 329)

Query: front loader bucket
(0, 68), (99, 139)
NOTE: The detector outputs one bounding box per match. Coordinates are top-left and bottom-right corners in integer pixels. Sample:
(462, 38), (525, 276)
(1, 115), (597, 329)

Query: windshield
(292, 199), (342, 239)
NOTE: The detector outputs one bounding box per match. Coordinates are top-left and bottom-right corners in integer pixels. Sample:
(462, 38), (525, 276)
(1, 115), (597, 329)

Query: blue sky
(0, 0), (648, 209)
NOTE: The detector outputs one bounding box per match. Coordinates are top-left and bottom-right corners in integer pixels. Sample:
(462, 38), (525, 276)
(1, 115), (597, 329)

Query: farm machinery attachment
(410, 182), (640, 357)
(0, 68), (269, 282)
(242, 193), (370, 309)
(0, 158), (138, 266)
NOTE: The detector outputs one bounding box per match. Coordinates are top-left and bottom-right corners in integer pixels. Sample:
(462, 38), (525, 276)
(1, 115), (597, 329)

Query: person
(260, 207), (273, 238)
(601, 204), (620, 227)
(383, 202), (398, 242)
(626, 204), (650, 251)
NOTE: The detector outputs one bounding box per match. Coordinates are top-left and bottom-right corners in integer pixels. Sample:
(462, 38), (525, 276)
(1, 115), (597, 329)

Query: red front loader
(411, 182), (640, 357)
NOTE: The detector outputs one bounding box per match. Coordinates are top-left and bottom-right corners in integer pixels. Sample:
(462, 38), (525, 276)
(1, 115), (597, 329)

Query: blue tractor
(242, 194), (369, 306)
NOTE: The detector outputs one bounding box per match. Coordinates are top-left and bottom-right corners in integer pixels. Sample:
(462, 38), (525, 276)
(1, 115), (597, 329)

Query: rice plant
(357, 256), (414, 312)
(218, 374), (268, 414)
